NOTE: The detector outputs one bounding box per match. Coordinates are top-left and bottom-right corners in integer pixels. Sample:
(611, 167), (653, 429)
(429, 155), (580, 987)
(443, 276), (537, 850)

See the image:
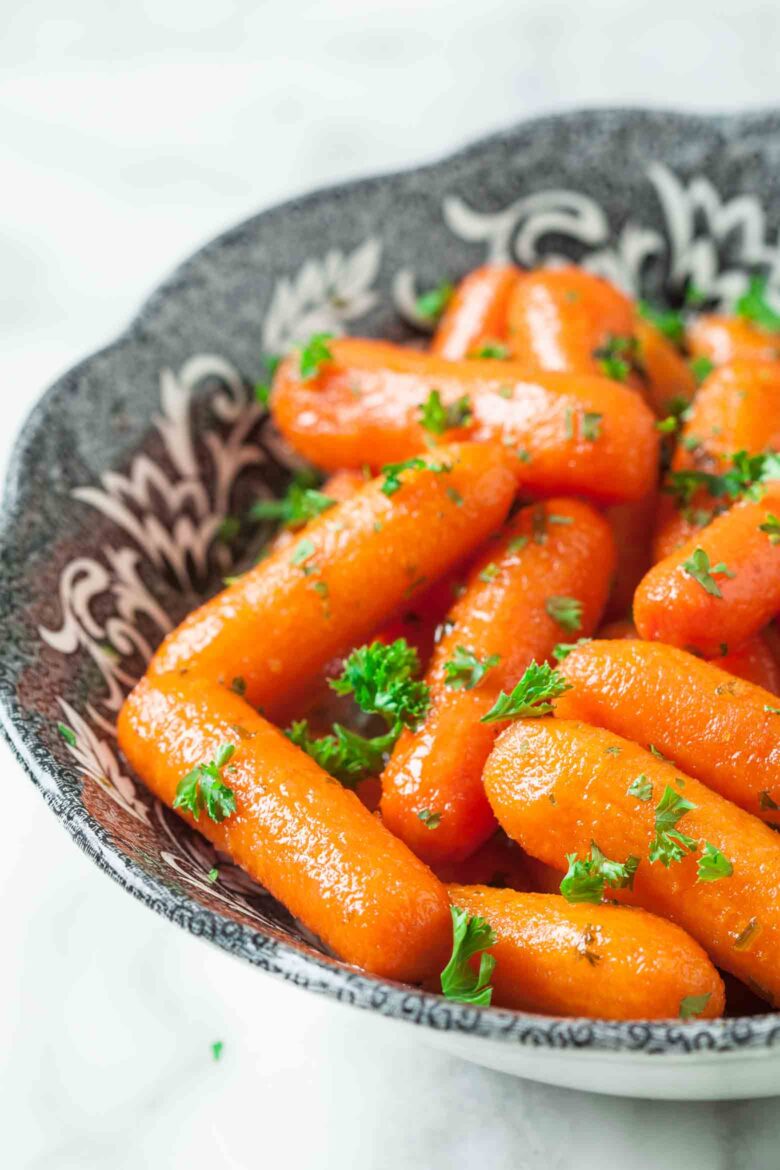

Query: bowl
(4, 108), (780, 1101)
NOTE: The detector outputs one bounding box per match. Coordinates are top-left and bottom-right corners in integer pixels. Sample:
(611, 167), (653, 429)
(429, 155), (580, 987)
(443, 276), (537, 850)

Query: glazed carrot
(118, 673), (451, 982)
(433, 832), (531, 891)
(506, 266), (636, 375)
(596, 618), (780, 694)
(653, 359), (780, 559)
(688, 314), (780, 366)
(484, 719), (780, 1004)
(555, 639), (780, 819)
(447, 885), (724, 1019)
(149, 444), (517, 720)
(431, 265), (520, 360)
(634, 316), (697, 416)
(603, 491), (657, 621)
(635, 486), (780, 656)
(380, 498), (614, 864)
(270, 339), (659, 502)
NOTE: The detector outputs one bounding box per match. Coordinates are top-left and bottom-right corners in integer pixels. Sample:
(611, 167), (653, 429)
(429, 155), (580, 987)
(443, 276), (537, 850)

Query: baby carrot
(603, 492), (657, 621)
(634, 316), (697, 417)
(431, 265), (520, 360)
(505, 266), (636, 375)
(149, 443), (517, 720)
(555, 638), (780, 819)
(118, 673), (452, 982)
(484, 719), (780, 1004)
(447, 885), (724, 1019)
(380, 498), (614, 864)
(653, 359), (780, 559)
(688, 315), (780, 366)
(635, 486), (780, 656)
(270, 338), (659, 502)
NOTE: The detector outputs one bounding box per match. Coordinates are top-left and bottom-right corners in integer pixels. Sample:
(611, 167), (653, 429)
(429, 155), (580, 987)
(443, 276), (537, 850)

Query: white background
(3, 3), (780, 1167)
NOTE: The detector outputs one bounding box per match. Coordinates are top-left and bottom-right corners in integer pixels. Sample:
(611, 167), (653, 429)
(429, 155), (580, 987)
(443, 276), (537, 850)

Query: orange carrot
(603, 491), (657, 621)
(484, 718), (780, 1004)
(506, 266), (636, 375)
(149, 443), (517, 720)
(447, 885), (723, 1019)
(433, 832), (531, 891)
(688, 314), (780, 366)
(634, 316), (697, 416)
(431, 265), (520, 359)
(118, 673), (451, 982)
(270, 338), (658, 502)
(635, 486), (780, 656)
(555, 638), (780, 820)
(654, 359), (780, 559)
(380, 498), (614, 864)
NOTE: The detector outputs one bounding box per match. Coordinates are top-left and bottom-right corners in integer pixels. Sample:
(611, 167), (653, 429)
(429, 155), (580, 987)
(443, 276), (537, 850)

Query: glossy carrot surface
(603, 492), (657, 621)
(431, 265), (520, 359)
(688, 315), (780, 366)
(484, 719), (780, 1003)
(506, 267), (635, 375)
(448, 885), (724, 1019)
(118, 674), (451, 981)
(556, 639), (780, 820)
(149, 443), (516, 719)
(270, 339), (659, 502)
(634, 316), (697, 416)
(635, 486), (780, 656)
(380, 498), (614, 864)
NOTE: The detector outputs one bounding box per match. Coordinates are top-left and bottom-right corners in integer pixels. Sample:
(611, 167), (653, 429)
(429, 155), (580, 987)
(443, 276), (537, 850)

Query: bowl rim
(4, 105), (780, 1058)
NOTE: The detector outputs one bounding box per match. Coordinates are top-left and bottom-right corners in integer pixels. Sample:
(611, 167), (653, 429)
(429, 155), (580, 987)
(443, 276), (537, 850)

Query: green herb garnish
(440, 906), (496, 1006)
(697, 842), (734, 883)
(545, 595), (583, 632)
(559, 843), (640, 905)
(481, 661), (571, 724)
(443, 646), (500, 691)
(298, 333), (334, 379)
(173, 744), (237, 823)
(681, 547), (735, 598)
(649, 785), (698, 867)
(416, 281), (455, 322)
(419, 389), (473, 435)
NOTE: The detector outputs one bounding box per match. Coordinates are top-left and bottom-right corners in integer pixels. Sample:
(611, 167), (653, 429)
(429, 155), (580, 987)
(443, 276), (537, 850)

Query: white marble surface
(4, 2), (780, 1165)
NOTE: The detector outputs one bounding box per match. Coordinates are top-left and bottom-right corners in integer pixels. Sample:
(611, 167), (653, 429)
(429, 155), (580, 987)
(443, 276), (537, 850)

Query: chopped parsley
(443, 646), (500, 691)
(559, 843), (640, 905)
(649, 785), (698, 867)
(211, 1040), (224, 1061)
(440, 906), (496, 1006)
(593, 334), (639, 382)
(287, 720), (397, 785)
(206, 867), (219, 883)
(679, 993), (711, 1020)
(545, 595), (583, 632)
(419, 389), (473, 435)
(173, 744), (237, 823)
(681, 547), (735, 598)
(759, 513), (780, 545)
(330, 639), (429, 729)
(665, 449), (780, 508)
(638, 301), (685, 347)
(254, 354), (280, 404)
(689, 356), (714, 385)
(379, 457), (451, 496)
(57, 722), (77, 747)
(472, 342), (510, 359)
(696, 842), (734, 883)
(735, 275), (780, 333)
(416, 281), (455, 322)
(481, 661), (571, 724)
(290, 538), (316, 567)
(250, 474), (335, 529)
(418, 808), (442, 830)
(479, 562), (499, 583)
(628, 774), (653, 801)
(552, 637), (591, 662)
(298, 333), (334, 379)
(582, 411), (603, 441)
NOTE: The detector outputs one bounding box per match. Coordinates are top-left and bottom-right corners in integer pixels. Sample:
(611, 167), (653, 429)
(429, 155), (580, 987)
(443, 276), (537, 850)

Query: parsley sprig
(298, 333), (334, 380)
(649, 785), (698, 867)
(696, 842), (734, 883)
(419, 389), (473, 435)
(665, 449), (780, 508)
(330, 639), (429, 729)
(440, 906), (496, 1006)
(559, 843), (640, 905)
(250, 472), (335, 530)
(735, 275), (780, 333)
(481, 661), (571, 724)
(443, 646), (500, 691)
(173, 744), (237, 823)
(286, 721), (398, 786)
(681, 547), (735, 598)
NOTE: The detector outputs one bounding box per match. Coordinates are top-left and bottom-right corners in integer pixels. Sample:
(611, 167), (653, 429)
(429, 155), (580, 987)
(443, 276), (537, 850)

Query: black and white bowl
(3, 108), (780, 1100)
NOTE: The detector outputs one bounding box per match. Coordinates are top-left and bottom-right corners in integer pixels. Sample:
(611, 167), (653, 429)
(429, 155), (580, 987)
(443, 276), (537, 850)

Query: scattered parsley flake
(552, 637), (591, 662)
(173, 745), (237, 823)
(206, 867), (219, 883)
(298, 333), (334, 379)
(628, 774), (653, 801)
(681, 547), (735, 598)
(735, 275), (780, 333)
(57, 722), (77, 747)
(481, 661), (571, 724)
(690, 356), (714, 385)
(649, 785), (698, 867)
(211, 1041), (224, 1061)
(638, 301), (685, 346)
(472, 343), (509, 359)
(648, 744), (671, 763)
(418, 808), (442, 830)
(559, 842), (640, 905)
(582, 411), (603, 442)
(545, 595), (583, 632)
(416, 281), (455, 322)
(250, 475), (335, 530)
(290, 538), (316, 567)
(479, 562), (499, 583)
(697, 842), (734, 883)
(679, 993), (711, 1020)
(594, 334), (638, 382)
(419, 389), (473, 435)
(443, 646), (500, 691)
(440, 906), (496, 1006)
(380, 457), (428, 496)
(507, 534), (529, 554)
(446, 486), (464, 506)
(759, 513), (780, 545)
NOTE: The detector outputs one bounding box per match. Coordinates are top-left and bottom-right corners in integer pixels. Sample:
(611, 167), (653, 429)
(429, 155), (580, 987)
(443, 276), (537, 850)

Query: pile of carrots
(116, 263), (780, 1021)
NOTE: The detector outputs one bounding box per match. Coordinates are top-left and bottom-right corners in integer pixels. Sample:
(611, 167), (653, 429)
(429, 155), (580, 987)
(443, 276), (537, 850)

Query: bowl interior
(4, 108), (780, 1054)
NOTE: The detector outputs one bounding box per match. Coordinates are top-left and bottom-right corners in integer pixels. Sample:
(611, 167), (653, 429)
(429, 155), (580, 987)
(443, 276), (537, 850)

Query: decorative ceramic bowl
(4, 109), (780, 1102)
